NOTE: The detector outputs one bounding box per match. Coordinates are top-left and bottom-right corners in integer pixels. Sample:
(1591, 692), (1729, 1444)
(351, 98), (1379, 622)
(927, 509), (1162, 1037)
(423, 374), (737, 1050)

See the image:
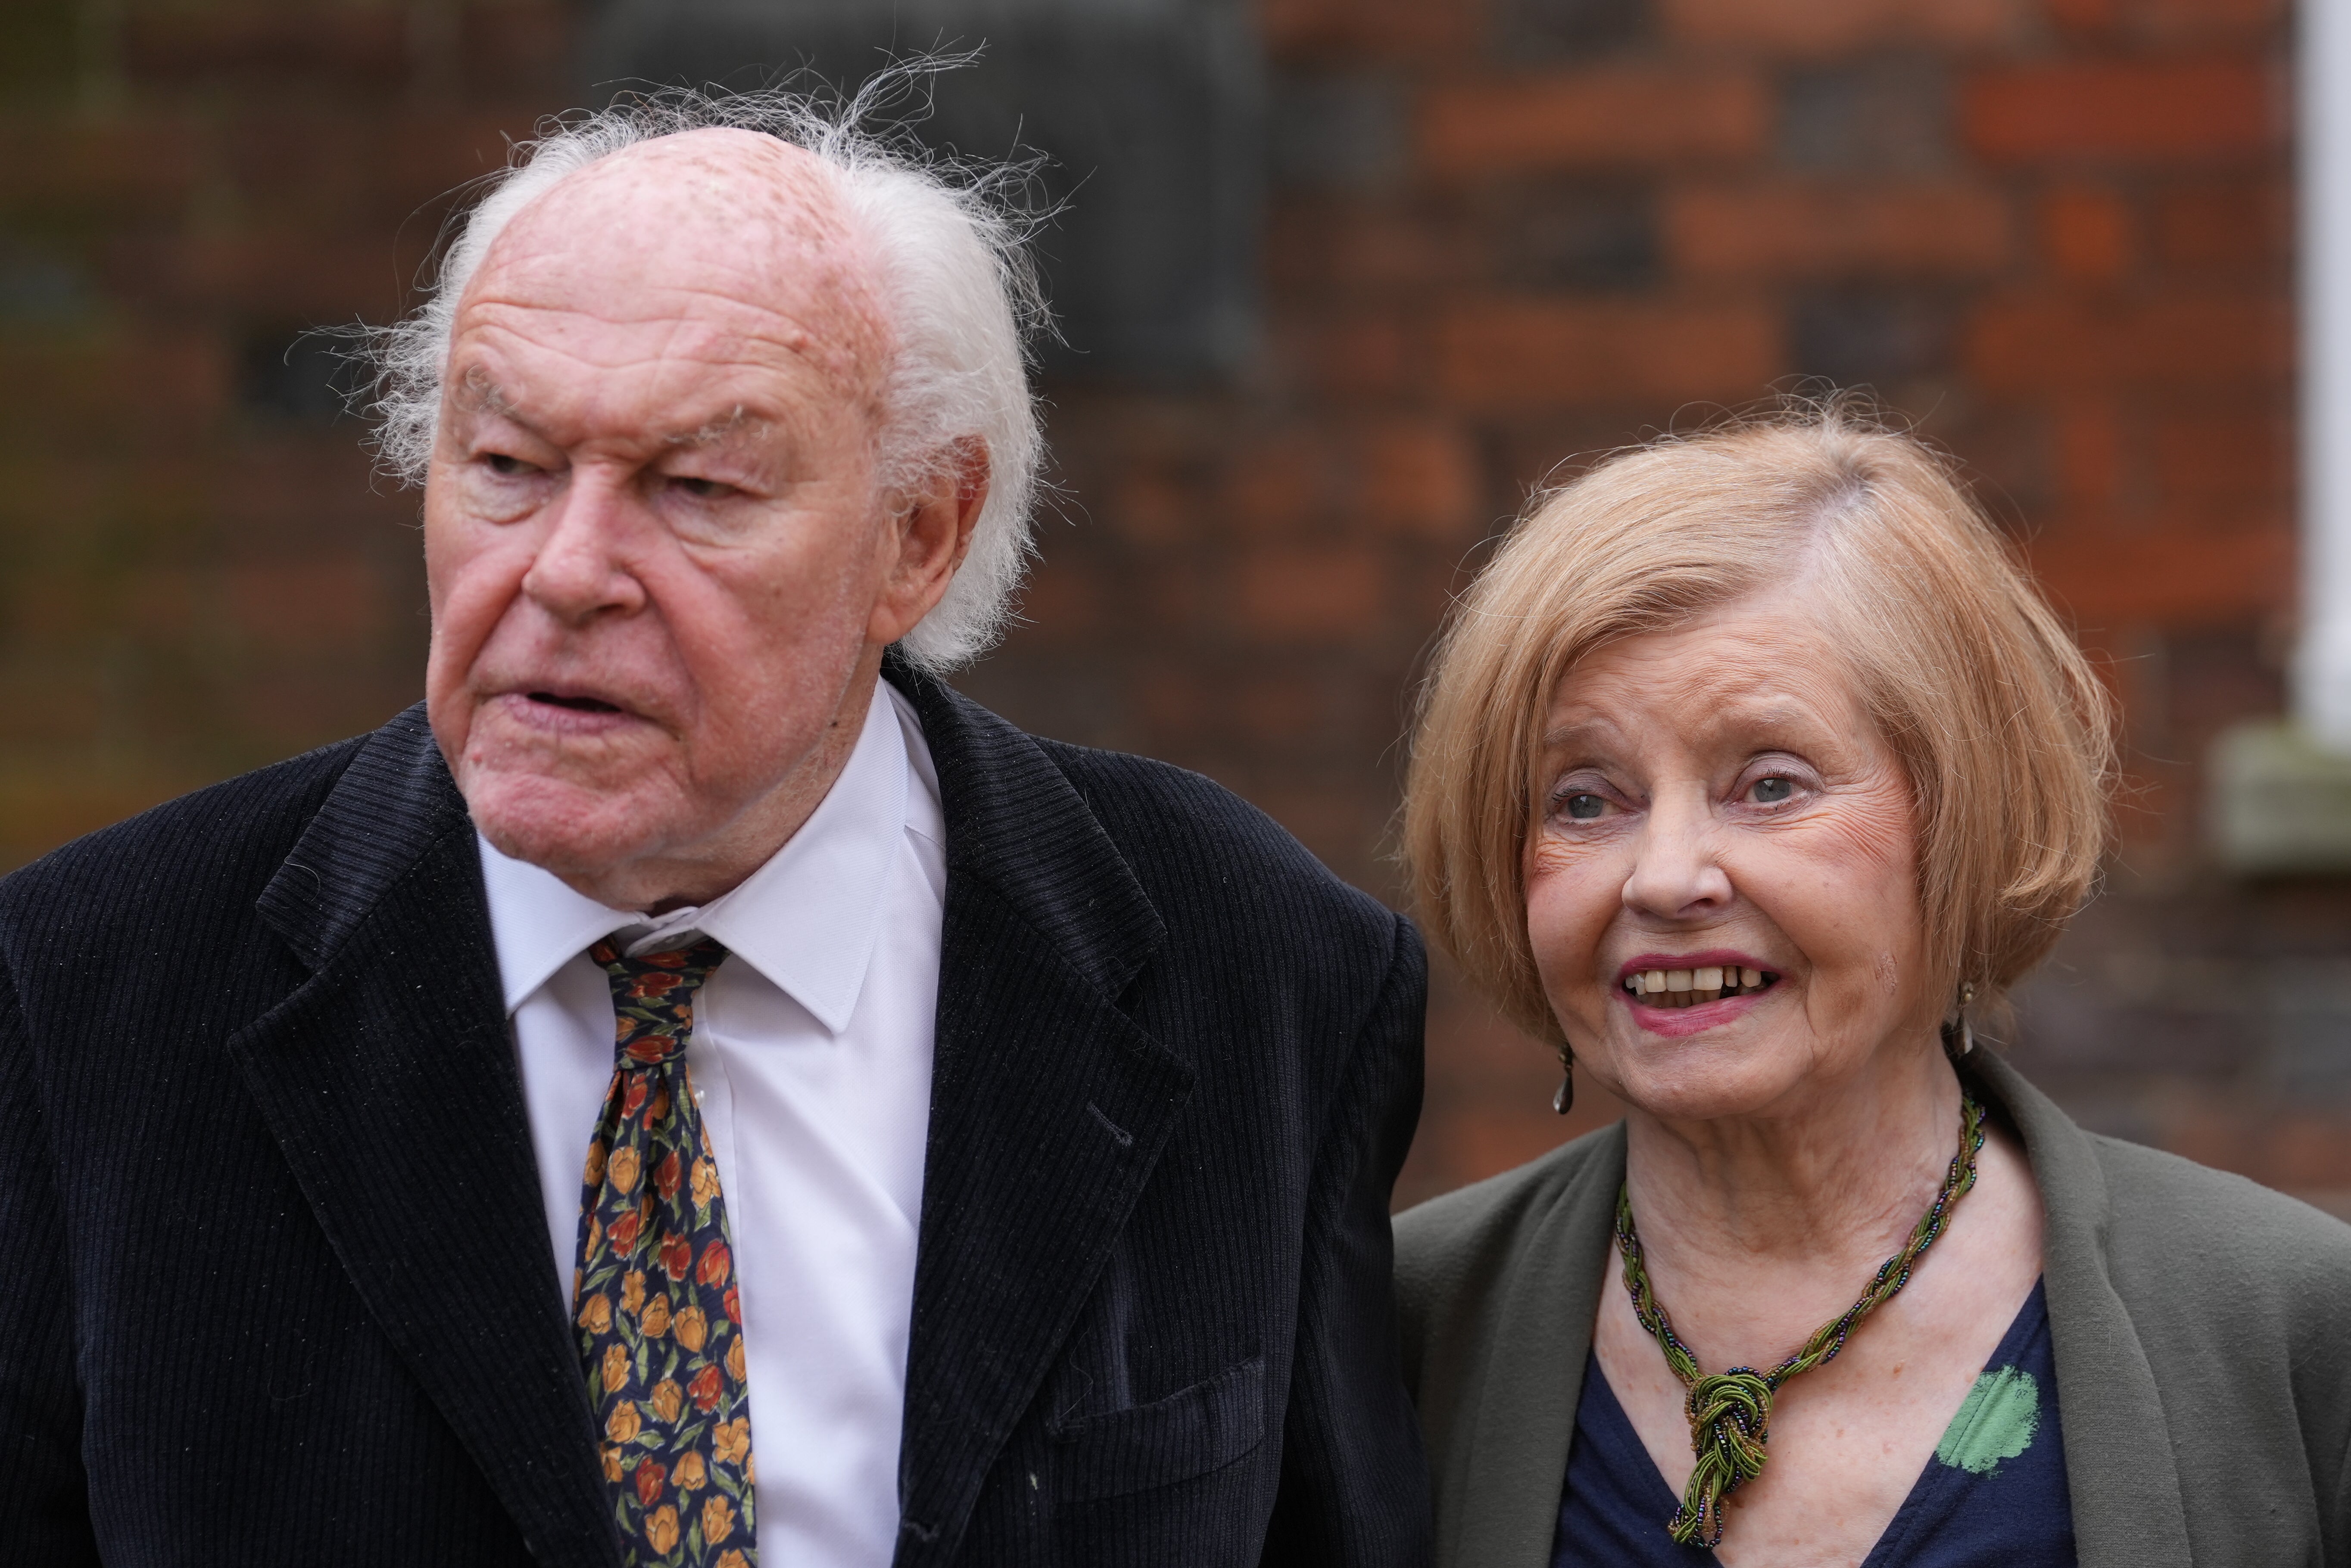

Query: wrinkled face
(1524, 596), (1937, 1123)
(424, 130), (910, 893)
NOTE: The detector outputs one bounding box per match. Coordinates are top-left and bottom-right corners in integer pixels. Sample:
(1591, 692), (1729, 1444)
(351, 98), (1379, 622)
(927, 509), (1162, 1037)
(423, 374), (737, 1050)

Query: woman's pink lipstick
(1614, 951), (1781, 1037)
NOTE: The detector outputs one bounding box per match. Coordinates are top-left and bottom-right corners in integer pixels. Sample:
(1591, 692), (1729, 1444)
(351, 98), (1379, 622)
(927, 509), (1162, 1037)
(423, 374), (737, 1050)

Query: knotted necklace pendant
(1612, 1093), (1985, 1549)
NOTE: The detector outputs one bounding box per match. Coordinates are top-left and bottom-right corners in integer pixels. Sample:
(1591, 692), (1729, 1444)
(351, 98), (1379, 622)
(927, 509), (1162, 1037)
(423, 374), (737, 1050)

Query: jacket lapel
(1967, 1052), (2194, 1568)
(229, 705), (618, 1568)
(1445, 1126), (1622, 1568)
(885, 666), (1197, 1566)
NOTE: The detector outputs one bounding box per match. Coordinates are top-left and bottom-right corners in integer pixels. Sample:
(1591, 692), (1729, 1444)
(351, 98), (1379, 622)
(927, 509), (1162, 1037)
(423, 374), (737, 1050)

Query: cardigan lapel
(1441, 1058), (2197, 1568)
(1967, 1052), (2194, 1568)
(1444, 1125), (1624, 1568)
(884, 666), (1197, 1567)
(229, 705), (618, 1568)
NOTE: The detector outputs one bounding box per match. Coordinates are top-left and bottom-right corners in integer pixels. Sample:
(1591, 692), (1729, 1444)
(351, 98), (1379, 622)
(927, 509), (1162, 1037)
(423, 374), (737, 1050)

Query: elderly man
(0, 93), (1428, 1568)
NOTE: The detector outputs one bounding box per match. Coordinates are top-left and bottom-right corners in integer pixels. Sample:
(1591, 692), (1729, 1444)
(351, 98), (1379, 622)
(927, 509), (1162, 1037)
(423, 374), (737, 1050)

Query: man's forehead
(452, 130), (890, 395)
(448, 360), (796, 456)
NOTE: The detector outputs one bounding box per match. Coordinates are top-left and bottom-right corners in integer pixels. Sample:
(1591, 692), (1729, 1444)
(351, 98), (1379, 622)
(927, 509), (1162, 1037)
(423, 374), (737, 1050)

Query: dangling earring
(1946, 980), (1978, 1056)
(1553, 1042), (1575, 1115)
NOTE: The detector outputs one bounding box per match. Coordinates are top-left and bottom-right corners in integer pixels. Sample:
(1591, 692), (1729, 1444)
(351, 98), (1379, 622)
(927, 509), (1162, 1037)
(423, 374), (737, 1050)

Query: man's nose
(520, 467), (650, 626)
(1621, 787), (1734, 921)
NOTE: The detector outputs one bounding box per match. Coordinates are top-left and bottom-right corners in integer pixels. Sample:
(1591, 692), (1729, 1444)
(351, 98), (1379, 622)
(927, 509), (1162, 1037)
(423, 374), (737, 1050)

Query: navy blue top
(1553, 1279), (2074, 1567)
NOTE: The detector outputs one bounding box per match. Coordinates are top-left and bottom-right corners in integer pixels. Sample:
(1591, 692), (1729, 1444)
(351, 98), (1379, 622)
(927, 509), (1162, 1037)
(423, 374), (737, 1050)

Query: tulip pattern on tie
(574, 937), (757, 1568)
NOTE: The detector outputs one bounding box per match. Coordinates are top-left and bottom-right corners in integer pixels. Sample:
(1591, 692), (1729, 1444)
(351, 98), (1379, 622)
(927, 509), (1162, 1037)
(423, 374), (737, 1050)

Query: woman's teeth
(1622, 966), (1776, 1009)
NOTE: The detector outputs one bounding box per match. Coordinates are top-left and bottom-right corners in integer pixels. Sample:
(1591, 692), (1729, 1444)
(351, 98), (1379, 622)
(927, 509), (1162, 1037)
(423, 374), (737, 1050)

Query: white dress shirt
(479, 684), (943, 1568)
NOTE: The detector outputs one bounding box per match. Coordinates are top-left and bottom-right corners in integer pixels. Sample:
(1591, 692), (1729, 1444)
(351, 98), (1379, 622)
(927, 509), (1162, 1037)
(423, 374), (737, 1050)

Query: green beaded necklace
(1611, 1092), (1986, 1549)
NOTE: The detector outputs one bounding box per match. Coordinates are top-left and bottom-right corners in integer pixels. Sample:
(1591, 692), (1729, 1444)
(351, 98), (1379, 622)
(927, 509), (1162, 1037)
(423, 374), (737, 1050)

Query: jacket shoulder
(0, 734), (365, 940)
(2090, 1131), (2351, 1321)
(1392, 1126), (1623, 1373)
(1034, 736), (1398, 944)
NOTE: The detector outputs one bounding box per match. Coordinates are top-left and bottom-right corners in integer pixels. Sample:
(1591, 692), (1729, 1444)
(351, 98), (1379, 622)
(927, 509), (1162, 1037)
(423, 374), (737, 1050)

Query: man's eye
(671, 476), (733, 500)
(1563, 793), (1606, 820)
(483, 453), (535, 477)
(1749, 776), (1795, 804)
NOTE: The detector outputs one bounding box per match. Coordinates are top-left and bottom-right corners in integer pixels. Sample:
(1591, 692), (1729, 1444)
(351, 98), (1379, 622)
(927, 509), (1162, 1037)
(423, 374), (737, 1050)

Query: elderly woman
(1394, 411), (2351, 1568)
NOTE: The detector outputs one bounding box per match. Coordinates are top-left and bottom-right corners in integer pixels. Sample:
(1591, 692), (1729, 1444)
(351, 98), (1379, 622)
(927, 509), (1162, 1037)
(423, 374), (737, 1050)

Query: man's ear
(867, 438), (990, 647)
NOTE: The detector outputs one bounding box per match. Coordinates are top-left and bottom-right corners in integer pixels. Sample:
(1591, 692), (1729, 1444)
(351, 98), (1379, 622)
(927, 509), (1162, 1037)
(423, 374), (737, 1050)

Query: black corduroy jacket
(0, 665), (1431, 1567)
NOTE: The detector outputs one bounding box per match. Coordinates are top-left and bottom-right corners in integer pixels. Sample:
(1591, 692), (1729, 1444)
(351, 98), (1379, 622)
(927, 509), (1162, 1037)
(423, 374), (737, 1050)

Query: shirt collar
(477, 684), (916, 1034)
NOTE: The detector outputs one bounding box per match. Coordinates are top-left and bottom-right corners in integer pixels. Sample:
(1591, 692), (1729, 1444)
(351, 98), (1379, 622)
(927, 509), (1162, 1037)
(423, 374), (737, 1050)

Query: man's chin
(461, 772), (679, 887)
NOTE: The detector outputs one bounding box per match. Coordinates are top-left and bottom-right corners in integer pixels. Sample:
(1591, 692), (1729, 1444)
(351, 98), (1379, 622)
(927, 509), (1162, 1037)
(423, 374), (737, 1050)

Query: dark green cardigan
(1393, 1051), (2351, 1568)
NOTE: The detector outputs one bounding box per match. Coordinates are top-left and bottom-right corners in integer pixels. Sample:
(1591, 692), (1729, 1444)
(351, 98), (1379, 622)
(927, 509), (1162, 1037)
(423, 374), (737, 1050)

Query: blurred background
(0, 0), (2328, 1210)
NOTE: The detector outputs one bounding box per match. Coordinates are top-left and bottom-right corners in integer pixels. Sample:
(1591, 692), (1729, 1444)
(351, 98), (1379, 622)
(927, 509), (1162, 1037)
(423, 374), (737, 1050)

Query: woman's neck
(1621, 1040), (1966, 1297)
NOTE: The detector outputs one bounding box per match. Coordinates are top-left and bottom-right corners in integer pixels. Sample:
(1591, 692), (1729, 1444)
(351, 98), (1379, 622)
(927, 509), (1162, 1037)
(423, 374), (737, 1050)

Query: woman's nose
(1621, 790), (1734, 920)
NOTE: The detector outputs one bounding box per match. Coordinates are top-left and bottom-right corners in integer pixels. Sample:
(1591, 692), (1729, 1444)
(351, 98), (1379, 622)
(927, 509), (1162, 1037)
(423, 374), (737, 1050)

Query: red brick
(1281, 311), (1422, 403)
(1660, 0), (2023, 54)
(1268, 202), (1472, 298)
(224, 558), (388, 653)
(1109, 472), (1200, 547)
(2053, 400), (2128, 510)
(2023, 515), (2292, 626)
(383, 110), (554, 202)
(457, 0), (574, 83)
(1143, 557), (1213, 635)
(1348, 419), (1482, 539)
(1235, 543), (1388, 640)
(2153, 178), (2289, 274)
(1223, 433), (1328, 535)
(131, 231), (409, 320)
(1664, 181), (2013, 279)
(1231, 672), (1329, 747)
(2041, 183), (2135, 285)
(1134, 667), (1210, 744)
(1419, 67), (1769, 177)
(0, 114), (202, 214)
(2149, 408), (2288, 501)
(1008, 559), (1104, 645)
(2164, 1104), (2351, 1190)
(1435, 297), (1781, 410)
(1962, 60), (2279, 163)
(2130, 0), (2286, 44)
(1962, 292), (2288, 392)
(0, 770), (203, 874)
(1263, 0), (1477, 63)
(2045, 0), (2121, 34)
(123, 7), (413, 90)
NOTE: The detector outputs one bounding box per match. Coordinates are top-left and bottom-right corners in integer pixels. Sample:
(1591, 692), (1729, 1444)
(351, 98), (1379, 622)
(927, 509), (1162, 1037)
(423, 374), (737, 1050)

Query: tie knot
(589, 936), (730, 1070)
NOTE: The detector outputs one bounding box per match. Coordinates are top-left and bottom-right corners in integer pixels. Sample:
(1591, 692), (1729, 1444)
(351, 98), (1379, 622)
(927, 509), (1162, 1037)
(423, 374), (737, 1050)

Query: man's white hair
(366, 78), (1048, 672)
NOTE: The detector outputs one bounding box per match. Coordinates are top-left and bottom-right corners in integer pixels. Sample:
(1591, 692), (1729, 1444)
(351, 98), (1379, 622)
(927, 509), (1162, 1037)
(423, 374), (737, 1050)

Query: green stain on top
(1935, 1366), (2041, 1475)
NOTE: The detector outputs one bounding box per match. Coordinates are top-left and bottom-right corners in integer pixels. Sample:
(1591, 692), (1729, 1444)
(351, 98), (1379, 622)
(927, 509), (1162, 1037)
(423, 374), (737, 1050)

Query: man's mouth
(526, 691), (624, 714)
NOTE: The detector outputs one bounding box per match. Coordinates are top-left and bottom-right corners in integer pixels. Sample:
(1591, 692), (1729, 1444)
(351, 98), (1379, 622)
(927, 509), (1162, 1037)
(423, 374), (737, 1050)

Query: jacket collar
(256, 703), (470, 973)
(240, 674), (1195, 1568)
(880, 659), (1194, 1565)
(1962, 1051), (2194, 1568)
(238, 704), (620, 1568)
(1438, 1055), (2197, 1568)
(883, 655), (1165, 998)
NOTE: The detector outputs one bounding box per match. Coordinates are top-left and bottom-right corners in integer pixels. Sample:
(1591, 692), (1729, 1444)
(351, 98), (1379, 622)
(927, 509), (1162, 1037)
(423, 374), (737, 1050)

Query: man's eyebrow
(454, 365), (526, 423)
(664, 406), (764, 448)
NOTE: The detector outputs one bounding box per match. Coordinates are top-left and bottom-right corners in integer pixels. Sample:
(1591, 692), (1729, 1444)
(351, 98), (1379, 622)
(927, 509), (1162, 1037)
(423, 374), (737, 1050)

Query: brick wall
(2, 0), (2327, 1210)
(0, 0), (575, 865)
(963, 0), (2317, 1207)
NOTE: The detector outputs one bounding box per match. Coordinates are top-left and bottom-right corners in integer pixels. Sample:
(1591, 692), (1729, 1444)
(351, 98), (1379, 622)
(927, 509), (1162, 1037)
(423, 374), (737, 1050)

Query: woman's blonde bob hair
(1402, 404), (2116, 1045)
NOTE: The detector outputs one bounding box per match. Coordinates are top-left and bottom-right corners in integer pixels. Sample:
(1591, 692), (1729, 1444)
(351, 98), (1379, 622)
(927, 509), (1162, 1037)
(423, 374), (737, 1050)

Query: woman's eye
(1563, 793), (1606, 820)
(1749, 776), (1795, 804)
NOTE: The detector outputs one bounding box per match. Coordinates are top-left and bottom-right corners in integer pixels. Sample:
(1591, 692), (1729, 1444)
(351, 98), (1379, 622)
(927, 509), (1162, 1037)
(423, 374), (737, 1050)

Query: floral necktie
(574, 936), (757, 1568)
